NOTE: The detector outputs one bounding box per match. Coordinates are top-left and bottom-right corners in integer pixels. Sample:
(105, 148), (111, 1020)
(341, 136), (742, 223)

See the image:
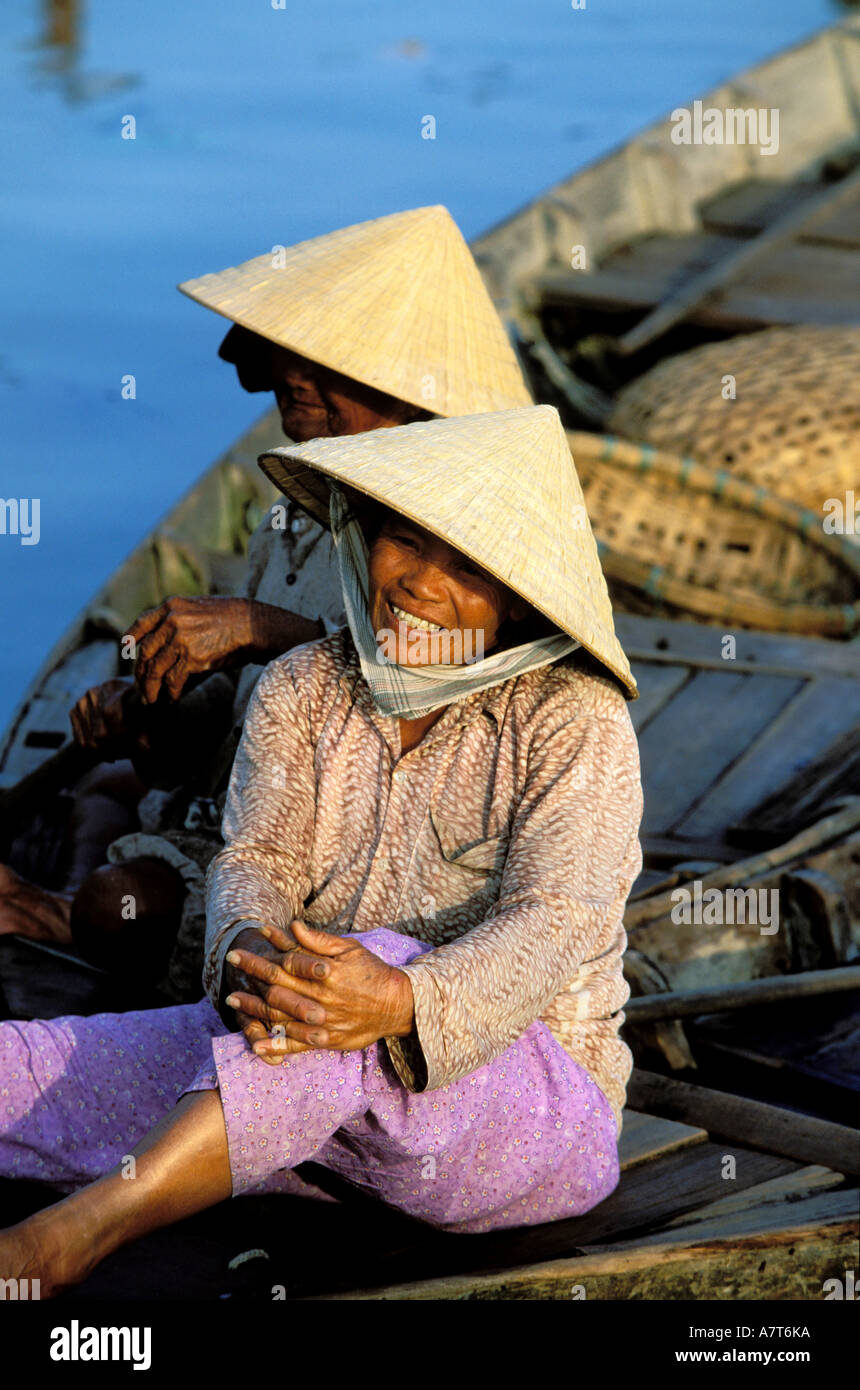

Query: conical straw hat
(178, 206), (532, 418)
(258, 406), (637, 698)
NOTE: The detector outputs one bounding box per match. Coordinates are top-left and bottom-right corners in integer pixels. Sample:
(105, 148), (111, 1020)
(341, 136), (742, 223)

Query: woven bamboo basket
(568, 432), (860, 637)
(606, 326), (860, 515)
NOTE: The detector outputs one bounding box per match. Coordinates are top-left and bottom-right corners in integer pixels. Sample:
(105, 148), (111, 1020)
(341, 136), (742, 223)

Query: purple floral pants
(0, 930), (618, 1233)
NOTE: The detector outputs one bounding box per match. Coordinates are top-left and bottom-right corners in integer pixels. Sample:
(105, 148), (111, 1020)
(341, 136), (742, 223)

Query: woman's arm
(387, 686), (643, 1092)
(202, 658), (317, 1010)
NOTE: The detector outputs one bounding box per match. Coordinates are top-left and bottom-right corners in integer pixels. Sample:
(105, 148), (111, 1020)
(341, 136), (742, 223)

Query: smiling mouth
(387, 601), (446, 633)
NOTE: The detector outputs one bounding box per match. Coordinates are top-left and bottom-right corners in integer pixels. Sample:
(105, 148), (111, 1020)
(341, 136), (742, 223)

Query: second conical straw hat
(258, 405), (637, 698)
(178, 206), (532, 418)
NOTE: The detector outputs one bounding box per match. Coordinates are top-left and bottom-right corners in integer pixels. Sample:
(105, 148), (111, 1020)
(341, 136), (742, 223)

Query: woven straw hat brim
(258, 406), (637, 699)
(178, 206), (532, 419)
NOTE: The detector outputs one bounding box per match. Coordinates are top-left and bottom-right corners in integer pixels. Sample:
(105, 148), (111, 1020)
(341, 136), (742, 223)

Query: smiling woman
(344, 497), (537, 752)
(0, 405), (642, 1296)
(369, 511), (526, 668)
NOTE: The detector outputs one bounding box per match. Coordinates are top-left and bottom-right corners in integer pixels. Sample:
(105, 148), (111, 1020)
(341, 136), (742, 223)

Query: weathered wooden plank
(691, 1038), (860, 1125)
(602, 230), (749, 281)
(653, 1162), (847, 1234)
(687, 989), (860, 1120)
(291, 1143), (805, 1299)
(231, 1144), (805, 1302)
(628, 663), (691, 734)
(700, 178), (821, 236)
(624, 965), (860, 1024)
(681, 678), (860, 840)
(618, 165), (860, 354)
(638, 833), (746, 866)
(627, 1070), (860, 1175)
(628, 801), (860, 929)
(703, 177), (860, 248)
(618, 1109), (707, 1170)
(628, 867), (678, 900)
(615, 613), (860, 679)
(536, 239), (860, 329)
(638, 669), (745, 836)
(637, 671), (801, 837)
(806, 199), (860, 249)
(732, 729), (860, 845)
(315, 1197), (857, 1300)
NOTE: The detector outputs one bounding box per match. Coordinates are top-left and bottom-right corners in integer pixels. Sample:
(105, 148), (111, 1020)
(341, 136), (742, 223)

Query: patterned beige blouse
(204, 629), (643, 1131)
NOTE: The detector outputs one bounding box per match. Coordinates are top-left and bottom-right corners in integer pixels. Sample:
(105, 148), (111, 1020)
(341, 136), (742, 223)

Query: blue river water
(0, 0), (844, 733)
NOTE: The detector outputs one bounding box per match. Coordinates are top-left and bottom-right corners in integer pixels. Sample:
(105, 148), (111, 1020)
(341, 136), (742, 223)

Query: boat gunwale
(472, 17), (860, 300)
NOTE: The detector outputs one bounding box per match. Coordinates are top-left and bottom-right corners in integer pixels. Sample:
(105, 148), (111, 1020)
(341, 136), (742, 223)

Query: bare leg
(0, 1089), (230, 1297)
(0, 864), (73, 943)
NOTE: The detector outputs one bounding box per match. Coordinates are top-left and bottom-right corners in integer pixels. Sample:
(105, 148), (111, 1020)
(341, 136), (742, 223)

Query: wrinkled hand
(224, 920), (415, 1064)
(69, 677), (137, 756)
(220, 925), (294, 1055)
(127, 596), (256, 704)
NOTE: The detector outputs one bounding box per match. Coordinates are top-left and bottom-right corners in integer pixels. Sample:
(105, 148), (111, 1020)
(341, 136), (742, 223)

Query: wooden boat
(471, 16), (860, 630)
(473, 15), (860, 415)
(1, 23), (858, 1301)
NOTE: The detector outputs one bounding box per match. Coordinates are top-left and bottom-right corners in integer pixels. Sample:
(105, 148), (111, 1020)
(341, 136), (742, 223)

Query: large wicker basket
(569, 432), (860, 637)
(607, 326), (860, 516)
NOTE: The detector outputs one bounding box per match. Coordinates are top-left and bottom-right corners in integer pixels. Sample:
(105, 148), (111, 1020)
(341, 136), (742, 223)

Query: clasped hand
(224, 920), (415, 1065)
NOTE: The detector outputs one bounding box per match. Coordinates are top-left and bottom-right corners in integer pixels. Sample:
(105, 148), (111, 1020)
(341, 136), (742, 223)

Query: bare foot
(0, 864), (73, 944)
(0, 1209), (89, 1299)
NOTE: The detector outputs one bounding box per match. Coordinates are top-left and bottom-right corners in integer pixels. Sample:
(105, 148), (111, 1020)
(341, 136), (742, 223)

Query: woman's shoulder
(509, 658), (640, 787)
(513, 650), (634, 728)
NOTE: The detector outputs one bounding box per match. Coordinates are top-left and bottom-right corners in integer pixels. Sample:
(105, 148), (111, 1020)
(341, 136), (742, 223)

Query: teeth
(391, 603), (443, 632)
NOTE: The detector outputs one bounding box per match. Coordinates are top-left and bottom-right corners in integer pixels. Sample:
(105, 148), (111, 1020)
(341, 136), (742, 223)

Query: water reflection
(25, 0), (139, 104)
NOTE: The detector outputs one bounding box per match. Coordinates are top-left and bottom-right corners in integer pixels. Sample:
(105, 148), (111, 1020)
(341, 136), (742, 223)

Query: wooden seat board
(628, 662), (691, 734)
(314, 1189), (856, 1301)
(589, 1185), (858, 1254)
(537, 238), (860, 327)
(615, 614), (860, 680)
(618, 1109), (707, 1169)
(653, 1162), (846, 1229)
(637, 670), (803, 837)
(680, 676), (860, 840)
(701, 178), (860, 248)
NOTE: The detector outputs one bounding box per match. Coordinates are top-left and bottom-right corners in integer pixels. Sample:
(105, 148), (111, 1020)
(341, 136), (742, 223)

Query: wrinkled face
(219, 327), (423, 441)
(367, 511), (528, 667)
(269, 345), (421, 441)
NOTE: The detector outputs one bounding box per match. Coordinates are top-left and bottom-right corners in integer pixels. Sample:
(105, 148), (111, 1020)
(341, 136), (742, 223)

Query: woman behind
(0, 406), (641, 1295)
